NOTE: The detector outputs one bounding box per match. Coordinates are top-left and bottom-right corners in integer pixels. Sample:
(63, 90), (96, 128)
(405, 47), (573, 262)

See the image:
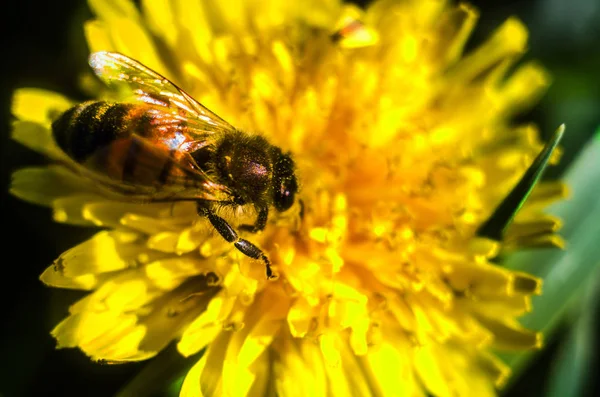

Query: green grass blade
(477, 124), (565, 241)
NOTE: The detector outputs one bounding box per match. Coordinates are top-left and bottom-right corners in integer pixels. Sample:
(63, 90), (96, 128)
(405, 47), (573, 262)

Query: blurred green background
(0, 0), (599, 396)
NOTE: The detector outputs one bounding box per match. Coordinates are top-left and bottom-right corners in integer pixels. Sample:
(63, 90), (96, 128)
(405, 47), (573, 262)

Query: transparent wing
(89, 51), (234, 136)
(78, 133), (233, 203)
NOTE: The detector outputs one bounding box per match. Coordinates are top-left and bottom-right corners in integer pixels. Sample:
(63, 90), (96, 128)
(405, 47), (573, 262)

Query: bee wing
(89, 51), (234, 136)
(78, 133), (233, 202)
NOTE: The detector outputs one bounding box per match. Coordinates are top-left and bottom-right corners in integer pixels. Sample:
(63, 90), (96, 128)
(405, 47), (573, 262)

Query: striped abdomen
(52, 101), (194, 188)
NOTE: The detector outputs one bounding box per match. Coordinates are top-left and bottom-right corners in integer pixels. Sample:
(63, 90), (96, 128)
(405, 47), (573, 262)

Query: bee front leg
(239, 206), (268, 233)
(197, 202), (276, 280)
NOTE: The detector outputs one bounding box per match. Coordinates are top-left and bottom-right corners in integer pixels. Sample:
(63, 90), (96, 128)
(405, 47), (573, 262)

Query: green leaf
(543, 272), (600, 397)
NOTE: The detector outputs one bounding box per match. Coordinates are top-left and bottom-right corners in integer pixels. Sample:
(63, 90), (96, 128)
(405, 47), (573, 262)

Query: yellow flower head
(11, 0), (567, 396)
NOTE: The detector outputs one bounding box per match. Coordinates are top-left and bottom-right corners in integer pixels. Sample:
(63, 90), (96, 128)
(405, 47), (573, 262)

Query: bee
(52, 51), (299, 279)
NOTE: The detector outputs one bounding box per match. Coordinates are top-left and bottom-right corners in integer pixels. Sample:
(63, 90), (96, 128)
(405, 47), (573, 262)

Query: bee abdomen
(52, 101), (134, 162)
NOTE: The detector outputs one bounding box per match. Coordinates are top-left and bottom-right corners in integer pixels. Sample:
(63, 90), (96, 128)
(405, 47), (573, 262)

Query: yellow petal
(433, 3), (479, 66)
(52, 230), (147, 278)
(319, 334), (372, 397)
(434, 347), (485, 397)
(293, 0), (341, 27)
(145, 256), (216, 290)
(176, 226), (208, 254)
(120, 213), (181, 235)
(147, 232), (183, 253)
(40, 266), (100, 290)
(177, 296), (229, 357)
(88, 0), (140, 21)
(445, 260), (523, 299)
(337, 341), (373, 396)
(10, 166), (94, 207)
(221, 356), (256, 397)
(364, 341), (422, 397)
(332, 5), (379, 49)
(69, 272), (156, 315)
(527, 181), (569, 204)
(319, 332), (341, 368)
(413, 341), (452, 397)
(498, 62), (550, 115)
(87, 0), (169, 74)
(349, 320), (369, 356)
(146, 224), (218, 255)
(474, 315), (543, 350)
(11, 88), (72, 124)
(245, 350), (270, 397)
(59, 275), (205, 359)
(478, 352), (512, 388)
(172, 0), (213, 63)
(219, 289), (289, 396)
(141, 0), (177, 47)
(52, 195), (105, 225)
(200, 0), (246, 32)
(52, 311), (156, 362)
(136, 276), (219, 354)
(84, 20), (114, 53)
(106, 18), (170, 76)
(82, 201), (173, 228)
(274, 338), (328, 397)
(199, 332), (231, 396)
(11, 121), (63, 159)
(180, 354), (209, 397)
(236, 294), (287, 368)
(86, 0), (170, 75)
(449, 17), (528, 82)
(287, 297), (316, 338)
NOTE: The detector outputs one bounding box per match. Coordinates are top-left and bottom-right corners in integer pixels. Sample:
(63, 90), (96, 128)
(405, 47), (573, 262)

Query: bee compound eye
(274, 183), (296, 212)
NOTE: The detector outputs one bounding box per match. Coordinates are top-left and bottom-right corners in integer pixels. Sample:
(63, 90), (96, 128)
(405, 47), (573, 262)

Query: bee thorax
(214, 134), (273, 204)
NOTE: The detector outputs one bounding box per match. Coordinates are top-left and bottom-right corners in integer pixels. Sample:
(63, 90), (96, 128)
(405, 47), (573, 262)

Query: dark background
(1, 0), (599, 396)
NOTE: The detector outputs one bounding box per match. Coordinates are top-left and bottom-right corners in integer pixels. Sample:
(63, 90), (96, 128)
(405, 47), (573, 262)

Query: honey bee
(52, 51), (299, 279)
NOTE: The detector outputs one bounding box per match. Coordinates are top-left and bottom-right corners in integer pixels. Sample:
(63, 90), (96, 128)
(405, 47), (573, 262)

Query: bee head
(272, 151), (297, 212)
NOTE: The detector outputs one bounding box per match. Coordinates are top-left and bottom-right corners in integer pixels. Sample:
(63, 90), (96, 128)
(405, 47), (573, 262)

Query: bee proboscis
(52, 51), (299, 279)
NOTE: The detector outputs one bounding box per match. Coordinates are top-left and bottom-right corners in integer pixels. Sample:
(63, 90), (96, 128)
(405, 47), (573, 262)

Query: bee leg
(239, 206), (268, 233)
(234, 240), (275, 279)
(197, 203), (276, 280)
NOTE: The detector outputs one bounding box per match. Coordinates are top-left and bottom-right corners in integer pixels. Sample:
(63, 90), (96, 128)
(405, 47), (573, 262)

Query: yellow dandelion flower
(10, 0), (567, 396)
